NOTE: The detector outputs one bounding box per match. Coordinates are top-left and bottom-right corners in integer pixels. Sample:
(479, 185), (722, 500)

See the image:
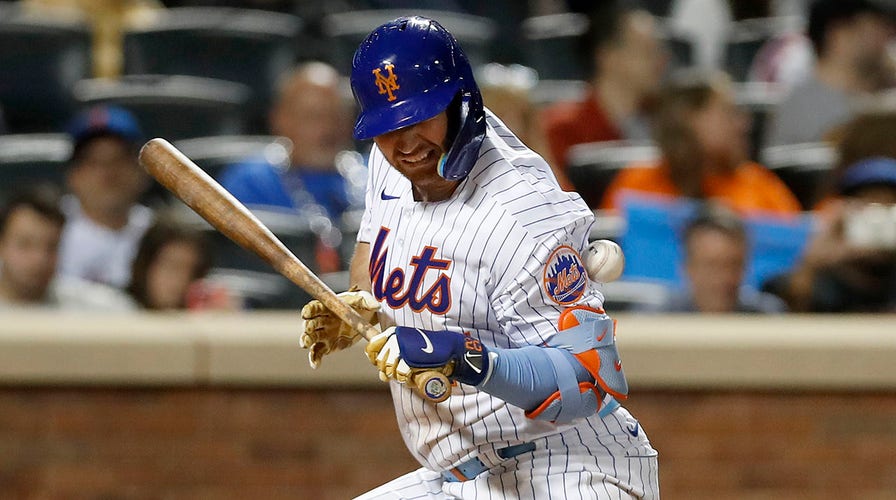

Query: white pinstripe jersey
(358, 111), (609, 472)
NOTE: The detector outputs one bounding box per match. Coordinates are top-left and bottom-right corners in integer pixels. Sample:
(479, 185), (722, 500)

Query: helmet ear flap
(437, 88), (486, 181)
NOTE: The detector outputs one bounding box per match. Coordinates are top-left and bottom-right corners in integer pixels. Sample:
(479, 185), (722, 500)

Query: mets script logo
(370, 227), (452, 314)
(543, 245), (588, 305)
(372, 63), (400, 102)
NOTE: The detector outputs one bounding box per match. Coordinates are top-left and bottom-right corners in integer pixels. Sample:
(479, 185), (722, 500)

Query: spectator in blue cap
(763, 108), (896, 311)
(57, 105), (154, 289)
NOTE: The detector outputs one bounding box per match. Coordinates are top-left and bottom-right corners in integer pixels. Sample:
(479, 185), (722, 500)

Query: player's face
(374, 112), (459, 202)
(0, 207), (61, 302)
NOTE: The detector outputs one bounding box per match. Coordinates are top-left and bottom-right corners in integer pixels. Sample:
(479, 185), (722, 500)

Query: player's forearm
(478, 346), (592, 414)
(349, 242), (372, 292)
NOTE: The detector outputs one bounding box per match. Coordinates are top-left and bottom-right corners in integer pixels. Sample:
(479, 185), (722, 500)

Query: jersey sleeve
(491, 217), (605, 348)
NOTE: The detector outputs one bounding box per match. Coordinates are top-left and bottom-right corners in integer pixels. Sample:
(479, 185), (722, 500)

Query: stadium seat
(178, 205), (324, 276)
(0, 14), (91, 132)
(122, 8), (302, 133)
(204, 268), (310, 310)
(598, 280), (672, 312)
(566, 141), (659, 208)
(722, 16), (801, 82)
(322, 10), (497, 75)
(521, 13), (590, 81)
(173, 135), (292, 180)
(0, 134), (72, 202)
(760, 142), (837, 210)
(656, 22), (696, 73)
(530, 79), (588, 107)
(73, 75), (251, 141)
(734, 81), (785, 162)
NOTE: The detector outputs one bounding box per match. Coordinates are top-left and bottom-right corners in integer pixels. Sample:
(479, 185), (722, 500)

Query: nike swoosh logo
(614, 359), (622, 372)
(418, 329), (434, 354)
(380, 189), (400, 200)
(464, 351), (482, 373)
(596, 326), (608, 342)
(626, 422), (639, 437)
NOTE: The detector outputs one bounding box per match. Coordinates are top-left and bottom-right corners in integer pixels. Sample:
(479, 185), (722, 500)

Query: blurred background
(0, 0), (894, 498)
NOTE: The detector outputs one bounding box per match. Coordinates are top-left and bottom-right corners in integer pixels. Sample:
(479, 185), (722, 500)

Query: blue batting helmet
(350, 16), (486, 181)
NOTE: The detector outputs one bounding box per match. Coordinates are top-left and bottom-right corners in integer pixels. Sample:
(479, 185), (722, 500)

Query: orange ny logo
(372, 63), (400, 102)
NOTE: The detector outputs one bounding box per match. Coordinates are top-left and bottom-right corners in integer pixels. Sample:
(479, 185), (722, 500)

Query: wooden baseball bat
(138, 138), (452, 403)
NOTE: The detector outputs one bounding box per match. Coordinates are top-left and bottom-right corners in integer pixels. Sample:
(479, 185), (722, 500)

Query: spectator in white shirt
(57, 105), (154, 289)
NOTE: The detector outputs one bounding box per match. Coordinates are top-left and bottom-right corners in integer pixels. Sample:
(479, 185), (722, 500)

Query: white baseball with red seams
(584, 239), (626, 283)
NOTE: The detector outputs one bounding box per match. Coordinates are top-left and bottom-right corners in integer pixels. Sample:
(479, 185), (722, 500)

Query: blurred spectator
(540, 1), (666, 195)
(0, 186), (133, 310)
(23, 0), (163, 78)
(648, 203), (787, 313)
(127, 213), (238, 311)
(601, 70), (802, 216)
(58, 105), (154, 289)
(477, 63), (549, 157)
(764, 0), (896, 146)
(219, 62), (359, 220)
(763, 108), (896, 312)
(219, 61), (362, 272)
(667, 0), (734, 68)
(748, 31), (815, 90)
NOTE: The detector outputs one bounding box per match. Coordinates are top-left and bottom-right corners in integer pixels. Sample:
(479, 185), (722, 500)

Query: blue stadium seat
(322, 10), (497, 75)
(0, 14), (91, 132)
(760, 142), (836, 210)
(123, 8), (302, 133)
(566, 141), (659, 208)
(0, 134), (72, 202)
(73, 75), (251, 141)
(173, 135), (292, 181)
(521, 13), (590, 81)
(616, 194), (814, 290)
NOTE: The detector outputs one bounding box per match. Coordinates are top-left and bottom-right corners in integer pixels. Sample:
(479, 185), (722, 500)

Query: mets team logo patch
(543, 245), (588, 305)
(372, 63), (400, 102)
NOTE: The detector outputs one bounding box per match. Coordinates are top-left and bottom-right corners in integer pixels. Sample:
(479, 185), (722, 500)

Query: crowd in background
(0, 0), (894, 314)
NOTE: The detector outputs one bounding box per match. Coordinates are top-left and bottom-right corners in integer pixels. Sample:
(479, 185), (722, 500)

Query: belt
(442, 442), (536, 483)
(441, 396), (620, 483)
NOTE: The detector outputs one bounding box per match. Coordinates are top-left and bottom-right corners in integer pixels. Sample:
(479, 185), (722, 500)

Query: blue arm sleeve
(477, 345), (593, 413)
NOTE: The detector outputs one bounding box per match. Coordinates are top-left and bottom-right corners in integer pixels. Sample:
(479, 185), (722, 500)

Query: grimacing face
(373, 112), (459, 202)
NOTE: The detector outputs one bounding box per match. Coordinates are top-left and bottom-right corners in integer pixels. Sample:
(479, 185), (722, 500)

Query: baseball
(584, 240), (625, 283)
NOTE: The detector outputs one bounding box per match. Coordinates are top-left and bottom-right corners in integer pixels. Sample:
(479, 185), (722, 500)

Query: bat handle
(411, 369), (452, 403)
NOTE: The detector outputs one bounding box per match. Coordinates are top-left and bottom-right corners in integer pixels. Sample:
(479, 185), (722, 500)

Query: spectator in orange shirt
(541, 1), (666, 194)
(601, 70), (802, 217)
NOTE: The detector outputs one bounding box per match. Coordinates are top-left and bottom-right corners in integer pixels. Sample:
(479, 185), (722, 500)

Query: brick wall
(1, 387), (894, 499)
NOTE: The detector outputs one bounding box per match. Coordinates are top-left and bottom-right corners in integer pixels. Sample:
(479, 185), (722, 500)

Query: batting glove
(365, 327), (490, 386)
(300, 288), (380, 368)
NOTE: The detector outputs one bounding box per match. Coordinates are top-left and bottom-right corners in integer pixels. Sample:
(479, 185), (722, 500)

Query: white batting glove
(365, 327), (412, 384)
(300, 289), (380, 368)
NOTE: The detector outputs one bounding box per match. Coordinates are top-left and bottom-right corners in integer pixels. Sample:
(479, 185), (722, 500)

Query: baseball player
(300, 16), (659, 499)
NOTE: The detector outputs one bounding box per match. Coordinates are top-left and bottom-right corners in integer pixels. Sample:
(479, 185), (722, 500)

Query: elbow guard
(526, 307), (629, 424)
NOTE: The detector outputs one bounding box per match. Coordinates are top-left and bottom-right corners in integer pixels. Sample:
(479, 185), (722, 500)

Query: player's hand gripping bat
(138, 138), (452, 403)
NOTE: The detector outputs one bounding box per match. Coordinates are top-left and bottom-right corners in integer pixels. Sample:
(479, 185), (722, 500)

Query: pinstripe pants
(355, 406), (659, 500)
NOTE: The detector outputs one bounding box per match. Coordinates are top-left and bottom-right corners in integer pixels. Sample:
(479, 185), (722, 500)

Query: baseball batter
(300, 16), (659, 499)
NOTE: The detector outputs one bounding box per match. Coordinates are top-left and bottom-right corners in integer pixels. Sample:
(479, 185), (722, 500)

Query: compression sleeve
(477, 345), (593, 414)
